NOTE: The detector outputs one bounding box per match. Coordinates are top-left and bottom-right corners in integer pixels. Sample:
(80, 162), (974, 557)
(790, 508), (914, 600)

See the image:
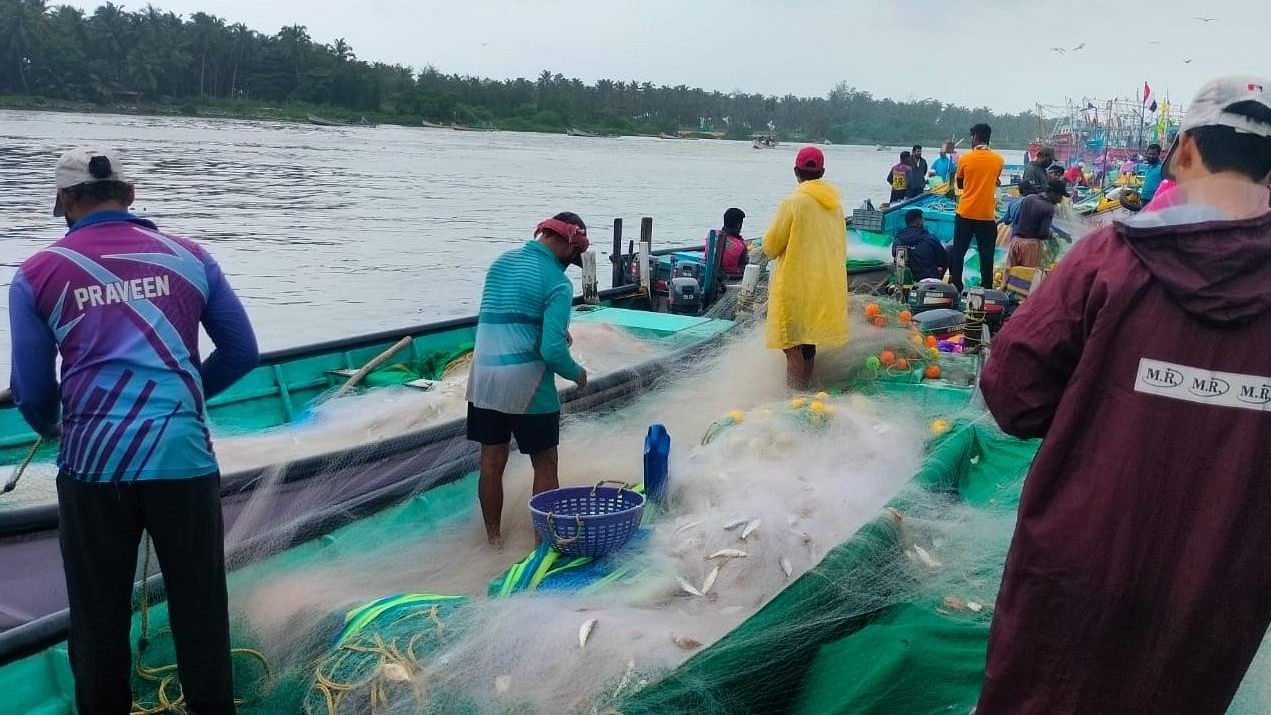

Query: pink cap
(795, 146), (825, 172)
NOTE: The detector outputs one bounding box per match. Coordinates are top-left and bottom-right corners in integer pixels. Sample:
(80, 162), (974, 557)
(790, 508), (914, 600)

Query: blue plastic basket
(529, 481), (645, 558)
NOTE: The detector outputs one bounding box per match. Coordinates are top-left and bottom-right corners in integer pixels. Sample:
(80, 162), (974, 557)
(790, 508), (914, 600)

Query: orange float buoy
(895, 358), (910, 371)
(898, 310), (912, 323)
(879, 350), (896, 366)
(864, 303), (881, 317)
(872, 316), (887, 328)
(924, 364), (942, 380)
(925, 335), (938, 348)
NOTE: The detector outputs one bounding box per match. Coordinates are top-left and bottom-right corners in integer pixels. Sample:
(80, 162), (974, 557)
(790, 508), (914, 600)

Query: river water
(0, 109), (902, 372)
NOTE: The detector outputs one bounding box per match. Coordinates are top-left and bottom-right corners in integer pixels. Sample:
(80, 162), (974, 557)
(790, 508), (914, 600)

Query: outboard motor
(674, 259), (704, 282)
(911, 281), (961, 314)
(668, 277), (702, 315)
(912, 307), (966, 338)
(980, 288), (1010, 332)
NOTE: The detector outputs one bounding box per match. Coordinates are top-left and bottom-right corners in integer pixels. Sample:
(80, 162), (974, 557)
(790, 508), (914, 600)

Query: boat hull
(0, 305), (734, 658)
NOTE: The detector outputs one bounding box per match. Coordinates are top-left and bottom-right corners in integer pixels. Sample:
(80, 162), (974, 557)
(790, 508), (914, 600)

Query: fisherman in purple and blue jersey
(8, 148), (259, 714)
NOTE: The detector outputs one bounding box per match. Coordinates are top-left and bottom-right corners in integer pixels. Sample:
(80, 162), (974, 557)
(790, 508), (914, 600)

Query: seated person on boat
(892, 208), (949, 282)
(709, 207), (750, 280)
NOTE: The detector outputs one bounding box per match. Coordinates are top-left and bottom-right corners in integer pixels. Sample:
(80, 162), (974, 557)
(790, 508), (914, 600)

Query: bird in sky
(1184, 58), (1195, 64)
(1071, 42), (1086, 51)
(1049, 47), (1066, 54)
(1194, 16), (1218, 22)
(1148, 40), (1161, 44)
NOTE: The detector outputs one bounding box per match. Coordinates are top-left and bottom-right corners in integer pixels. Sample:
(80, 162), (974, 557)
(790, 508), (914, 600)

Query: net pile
(14, 299), (1269, 714)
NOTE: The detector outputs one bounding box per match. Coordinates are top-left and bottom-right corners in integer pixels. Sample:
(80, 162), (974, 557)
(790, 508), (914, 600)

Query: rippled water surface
(1, 110), (899, 372)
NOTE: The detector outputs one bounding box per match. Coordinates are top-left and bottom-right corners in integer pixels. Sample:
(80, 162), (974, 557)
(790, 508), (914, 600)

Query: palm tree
(228, 23), (252, 97)
(0, 0), (49, 94)
(277, 24), (311, 82)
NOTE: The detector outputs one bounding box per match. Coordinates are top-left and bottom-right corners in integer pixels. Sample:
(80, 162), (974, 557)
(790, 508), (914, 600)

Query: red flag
(1143, 82), (1154, 106)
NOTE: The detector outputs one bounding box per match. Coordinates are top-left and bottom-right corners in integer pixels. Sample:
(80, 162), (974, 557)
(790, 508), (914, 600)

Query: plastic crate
(850, 209), (885, 232)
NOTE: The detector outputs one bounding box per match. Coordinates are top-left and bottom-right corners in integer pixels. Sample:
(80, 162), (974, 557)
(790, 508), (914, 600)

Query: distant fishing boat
(875, 144), (890, 152)
(307, 115), (345, 127)
(566, 128), (600, 138)
(658, 133), (681, 140)
(307, 115), (377, 128)
(751, 134), (778, 149)
(420, 120), (447, 129)
(450, 123), (497, 132)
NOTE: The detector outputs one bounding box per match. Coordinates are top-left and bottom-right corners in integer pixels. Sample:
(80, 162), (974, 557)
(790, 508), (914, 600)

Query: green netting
(618, 423), (1039, 714)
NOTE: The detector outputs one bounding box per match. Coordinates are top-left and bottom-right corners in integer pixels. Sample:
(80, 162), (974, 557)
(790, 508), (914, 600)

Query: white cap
(54, 147), (128, 216)
(1179, 75), (1271, 137)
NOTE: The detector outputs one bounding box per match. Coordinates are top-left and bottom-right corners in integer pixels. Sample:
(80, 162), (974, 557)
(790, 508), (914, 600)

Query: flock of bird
(1048, 16), (1218, 64)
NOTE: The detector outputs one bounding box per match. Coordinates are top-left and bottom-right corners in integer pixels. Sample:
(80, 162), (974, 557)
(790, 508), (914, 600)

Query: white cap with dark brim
(1164, 75), (1271, 177)
(53, 147), (127, 217)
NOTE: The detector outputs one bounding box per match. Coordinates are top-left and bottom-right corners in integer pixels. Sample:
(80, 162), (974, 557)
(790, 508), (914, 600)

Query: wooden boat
(658, 132), (681, 140)
(450, 123), (497, 132)
(0, 338), (1024, 714)
(307, 115), (377, 128)
(0, 285), (736, 658)
(420, 120), (447, 128)
(566, 127), (600, 138)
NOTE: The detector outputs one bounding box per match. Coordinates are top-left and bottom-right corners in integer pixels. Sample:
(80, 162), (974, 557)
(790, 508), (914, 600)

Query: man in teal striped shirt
(467, 212), (590, 545)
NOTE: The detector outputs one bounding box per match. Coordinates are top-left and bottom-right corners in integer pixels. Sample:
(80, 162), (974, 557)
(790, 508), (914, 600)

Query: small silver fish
(722, 518), (750, 531)
(677, 576), (704, 597)
(706, 549), (749, 560)
(701, 565), (720, 594)
(780, 557), (793, 578)
(911, 545), (942, 569)
(967, 601), (984, 613)
(674, 521), (700, 534)
(672, 634), (703, 650)
(740, 518), (761, 541)
(578, 618), (598, 649)
(380, 662), (412, 682)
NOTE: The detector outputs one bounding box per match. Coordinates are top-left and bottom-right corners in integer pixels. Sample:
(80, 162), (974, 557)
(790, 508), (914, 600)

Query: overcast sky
(67, 0), (1271, 113)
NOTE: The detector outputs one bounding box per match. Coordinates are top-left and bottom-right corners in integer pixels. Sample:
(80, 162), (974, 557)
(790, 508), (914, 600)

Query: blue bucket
(529, 481), (645, 558)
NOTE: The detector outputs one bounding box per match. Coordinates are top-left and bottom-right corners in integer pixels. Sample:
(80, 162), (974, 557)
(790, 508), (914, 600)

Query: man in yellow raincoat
(763, 146), (849, 389)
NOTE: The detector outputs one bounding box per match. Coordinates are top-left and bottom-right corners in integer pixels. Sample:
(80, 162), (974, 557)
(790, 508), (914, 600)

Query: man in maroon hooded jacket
(977, 76), (1271, 714)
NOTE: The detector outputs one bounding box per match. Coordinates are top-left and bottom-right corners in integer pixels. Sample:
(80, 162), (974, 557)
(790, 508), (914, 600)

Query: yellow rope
(441, 352), (473, 380)
(307, 606), (448, 714)
(129, 534), (273, 714)
(2, 437), (42, 495)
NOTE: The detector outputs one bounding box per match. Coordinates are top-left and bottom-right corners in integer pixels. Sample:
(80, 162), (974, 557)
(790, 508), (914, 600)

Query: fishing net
(30, 308), (971, 714)
(5, 286), (1271, 713)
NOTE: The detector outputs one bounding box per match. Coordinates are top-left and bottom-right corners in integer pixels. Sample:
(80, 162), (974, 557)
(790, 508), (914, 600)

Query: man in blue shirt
(9, 148), (258, 713)
(466, 212), (589, 545)
(1138, 143), (1164, 201)
(931, 141), (959, 183)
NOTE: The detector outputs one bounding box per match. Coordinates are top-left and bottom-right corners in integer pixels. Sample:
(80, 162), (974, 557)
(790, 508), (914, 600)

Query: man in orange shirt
(951, 123), (1005, 290)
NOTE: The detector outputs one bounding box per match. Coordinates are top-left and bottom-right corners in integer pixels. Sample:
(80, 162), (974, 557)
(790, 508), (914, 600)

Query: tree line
(0, 0), (1044, 145)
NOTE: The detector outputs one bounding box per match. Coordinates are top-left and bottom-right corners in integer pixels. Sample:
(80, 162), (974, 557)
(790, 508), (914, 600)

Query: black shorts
(467, 403), (560, 454)
(784, 344), (816, 359)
